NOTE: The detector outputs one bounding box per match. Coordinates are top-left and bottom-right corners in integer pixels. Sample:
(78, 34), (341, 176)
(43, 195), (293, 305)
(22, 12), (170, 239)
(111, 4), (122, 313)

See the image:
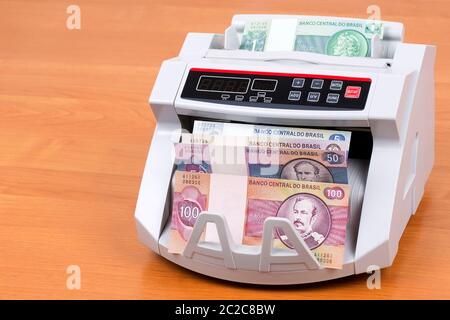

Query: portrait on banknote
(276, 193), (332, 249)
(280, 158), (334, 183)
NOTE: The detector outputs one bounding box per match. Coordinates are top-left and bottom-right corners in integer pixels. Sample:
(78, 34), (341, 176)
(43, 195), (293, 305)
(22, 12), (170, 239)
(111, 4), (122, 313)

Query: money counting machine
(135, 15), (436, 284)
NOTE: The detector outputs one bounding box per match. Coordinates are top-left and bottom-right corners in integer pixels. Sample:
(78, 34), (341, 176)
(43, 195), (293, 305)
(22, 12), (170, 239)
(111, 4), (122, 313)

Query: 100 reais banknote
(168, 171), (350, 269)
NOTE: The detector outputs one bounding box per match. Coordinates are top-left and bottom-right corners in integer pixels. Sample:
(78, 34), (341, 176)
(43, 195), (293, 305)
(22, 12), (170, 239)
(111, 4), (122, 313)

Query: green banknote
(294, 17), (384, 57)
(238, 17), (384, 56)
(239, 20), (271, 51)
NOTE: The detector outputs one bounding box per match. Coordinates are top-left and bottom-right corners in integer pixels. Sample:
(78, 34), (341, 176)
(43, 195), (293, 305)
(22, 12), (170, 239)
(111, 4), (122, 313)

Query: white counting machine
(135, 15), (436, 285)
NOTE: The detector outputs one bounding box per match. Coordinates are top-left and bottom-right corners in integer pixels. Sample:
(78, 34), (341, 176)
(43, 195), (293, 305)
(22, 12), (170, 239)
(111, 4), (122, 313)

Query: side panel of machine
(135, 59), (187, 253)
(355, 44), (436, 273)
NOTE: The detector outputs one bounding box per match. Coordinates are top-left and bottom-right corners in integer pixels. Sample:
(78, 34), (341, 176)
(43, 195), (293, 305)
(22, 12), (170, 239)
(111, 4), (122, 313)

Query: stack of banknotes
(168, 120), (352, 269)
(239, 16), (384, 57)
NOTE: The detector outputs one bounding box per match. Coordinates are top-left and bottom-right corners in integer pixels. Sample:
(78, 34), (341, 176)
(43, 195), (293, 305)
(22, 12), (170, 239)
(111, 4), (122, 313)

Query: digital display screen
(196, 76), (250, 93)
(251, 79), (278, 92)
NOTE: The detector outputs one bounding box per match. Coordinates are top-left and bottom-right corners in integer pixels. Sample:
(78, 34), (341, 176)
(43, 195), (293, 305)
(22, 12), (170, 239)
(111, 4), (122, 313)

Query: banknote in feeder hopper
(181, 133), (348, 154)
(246, 146), (349, 184)
(168, 171), (248, 254)
(192, 120), (352, 150)
(244, 177), (350, 269)
(294, 16), (384, 57)
(239, 20), (271, 51)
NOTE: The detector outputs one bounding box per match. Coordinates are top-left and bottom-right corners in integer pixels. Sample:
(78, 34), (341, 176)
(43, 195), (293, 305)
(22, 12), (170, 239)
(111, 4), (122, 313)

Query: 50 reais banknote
(247, 146), (348, 184)
(168, 171), (350, 269)
(174, 142), (348, 183)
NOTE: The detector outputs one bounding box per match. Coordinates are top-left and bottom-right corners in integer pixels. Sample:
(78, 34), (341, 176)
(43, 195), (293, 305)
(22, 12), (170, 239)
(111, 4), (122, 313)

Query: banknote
(168, 171), (350, 269)
(174, 141), (348, 183)
(174, 142), (248, 175)
(238, 17), (383, 57)
(244, 176), (350, 269)
(295, 16), (384, 57)
(192, 120), (352, 150)
(168, 171), (211, 254)
(181, 133), (348, 153)
(174, 142), (212, 173)
(239, 20), (271, 51)
(247, 146), (348, 184)
(168, 171), (248, 254)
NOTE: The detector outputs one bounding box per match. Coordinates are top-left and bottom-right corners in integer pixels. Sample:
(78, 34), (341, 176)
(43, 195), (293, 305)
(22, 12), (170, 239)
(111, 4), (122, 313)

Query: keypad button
(307, 92), (320, 102)
(326, 93), (340, 103)
(311, 79), (324, 89)
(292, 78), (305, 88)
(288, 91), (302, 101)
(330, 80), (343, 90)
(344, 86), (361, 99)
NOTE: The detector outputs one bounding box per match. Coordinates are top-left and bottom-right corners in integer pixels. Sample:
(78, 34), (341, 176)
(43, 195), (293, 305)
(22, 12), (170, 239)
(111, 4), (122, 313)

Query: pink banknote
(168, 171), (350, 269)
(244, 177), (350, 269)
(168, 171), (210, 254)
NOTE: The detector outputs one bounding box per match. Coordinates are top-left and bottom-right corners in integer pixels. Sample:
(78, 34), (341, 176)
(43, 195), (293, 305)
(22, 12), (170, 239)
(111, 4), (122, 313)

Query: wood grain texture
(1, 0), (450, 299)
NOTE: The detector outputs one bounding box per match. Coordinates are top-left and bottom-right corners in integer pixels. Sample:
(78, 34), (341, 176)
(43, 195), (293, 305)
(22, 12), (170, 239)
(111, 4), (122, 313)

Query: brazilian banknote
(244, 175), (350, 269)
(174, 142), (212, 174)
(192, 120), (352, 150)
(168, 171), (248, 254)
(174, 142), (248, 176)
(247, 146), (348, 184)
(239, 20), (271, 51)
(168, 171), (350, 269)
(295, 16), (384, 57)
(239, 16), (384, 57)
(181, 133), (348, 153)
(168, 171), (209, 254)
(174, 142), (348, 183)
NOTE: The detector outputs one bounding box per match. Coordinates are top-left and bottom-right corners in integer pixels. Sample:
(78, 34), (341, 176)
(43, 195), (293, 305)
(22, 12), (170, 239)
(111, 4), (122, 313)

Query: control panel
(180, 68), (371, 110)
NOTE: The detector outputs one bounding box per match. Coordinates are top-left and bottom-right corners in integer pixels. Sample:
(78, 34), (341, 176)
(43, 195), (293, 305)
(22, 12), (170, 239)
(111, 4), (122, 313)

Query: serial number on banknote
(182, 173), (201, 185)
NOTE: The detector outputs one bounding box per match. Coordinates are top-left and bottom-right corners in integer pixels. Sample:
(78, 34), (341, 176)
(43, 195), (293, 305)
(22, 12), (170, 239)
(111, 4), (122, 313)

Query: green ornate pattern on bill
(326, 29), (369, 57)
(239, 20), (271, 51)
(238, 17), (384, 56)
(294, 17), (383, 57)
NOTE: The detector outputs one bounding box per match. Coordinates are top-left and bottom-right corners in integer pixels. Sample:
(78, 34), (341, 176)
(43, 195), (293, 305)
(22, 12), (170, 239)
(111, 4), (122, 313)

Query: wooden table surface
(1, 0), (450, 299)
